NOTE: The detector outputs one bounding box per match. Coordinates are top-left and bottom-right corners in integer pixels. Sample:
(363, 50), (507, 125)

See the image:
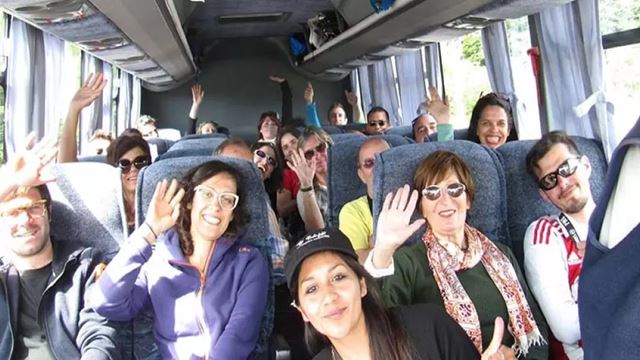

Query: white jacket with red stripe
(524, 214), (586, 360)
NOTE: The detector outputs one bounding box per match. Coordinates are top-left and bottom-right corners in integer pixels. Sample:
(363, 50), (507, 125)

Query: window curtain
(368, 58), (401, 126)
(423, 43), (443, 95)
(481, 22), (526, 136)
(396, 51), (426, 125)
(79, 53), (103, 154)
(43, 32), (65, 138)
(116, 70), (132, 135)
(533, 0), (615, 157)
(357, 66), (372, 113)
(131, 75), (141, 129)
(4, 18), (46, 154)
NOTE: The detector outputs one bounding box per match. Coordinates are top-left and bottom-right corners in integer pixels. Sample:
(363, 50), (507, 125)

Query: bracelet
(300, 186), (313, 192)
(144, 222), (158, 239)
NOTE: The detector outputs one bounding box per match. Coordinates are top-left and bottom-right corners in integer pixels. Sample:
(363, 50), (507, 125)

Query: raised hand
(424, 86), (451, 124)
(345, 90), (359, 106)
(269, 75), (286, 84)
(144, 179), (185, 236)
(371, 185), (425, 269)
(304, 82), (314, 105)
(191, 84), (205, 106)
(11, 133), (58, 188)
(287, 148), (316, 189)
(481, 317), (517, 360)
(69, 73), (107, 114)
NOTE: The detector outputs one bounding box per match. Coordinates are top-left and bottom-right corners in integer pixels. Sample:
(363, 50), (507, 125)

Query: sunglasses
(368, 120), (386, 127)
(254, 149), (277, 167)
(0, 199), (48, 220)
(194, 185), (239, 210)
(359, 158), (375, 170)
(421, 183), (466, 201)
(117, 156), (149, 173)
(304, 142), (328, 161)
(538, 156), (582, 191)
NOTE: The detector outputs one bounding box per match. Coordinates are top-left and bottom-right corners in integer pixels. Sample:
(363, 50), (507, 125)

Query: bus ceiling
(0, 0), (574, 90)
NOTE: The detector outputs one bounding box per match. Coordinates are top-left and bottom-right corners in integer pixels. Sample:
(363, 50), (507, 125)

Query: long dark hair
(291, 252), (418, 360)
(175, 161), (248, 256)
(250, 141), (283, 213)
(257, 111), (282, 140)
(466, 93), (519, 144)
(106, 132), (151, 166)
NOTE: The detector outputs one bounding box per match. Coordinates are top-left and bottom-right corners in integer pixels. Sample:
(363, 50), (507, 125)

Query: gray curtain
(481, 22), (524, 135)
(5, 18), (45, 153)
(357, 66), (372, 113)
(368, 58), (401, 126)
(396, 51), (426, 125)
(533, 0), (614, 157)
(100, 62), (113, 136)
(423, 43), (443, 94)
(79, 53), (103, 154)
(43, 32), (65, 138)
(117, 70), (132, 134)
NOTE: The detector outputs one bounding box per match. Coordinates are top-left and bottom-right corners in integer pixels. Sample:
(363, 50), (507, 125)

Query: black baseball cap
(284, 227), (358, 290)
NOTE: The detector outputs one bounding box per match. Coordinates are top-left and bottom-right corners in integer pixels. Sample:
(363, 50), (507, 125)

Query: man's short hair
(525, 131), (581, 179)
(137, 115), (157, 128)
(215, 138), (250, 155)
(366, 106), (389, 121)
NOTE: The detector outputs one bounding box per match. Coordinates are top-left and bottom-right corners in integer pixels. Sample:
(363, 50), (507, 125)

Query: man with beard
(0, 135), (119, 359)
(523, 131), (596, 360)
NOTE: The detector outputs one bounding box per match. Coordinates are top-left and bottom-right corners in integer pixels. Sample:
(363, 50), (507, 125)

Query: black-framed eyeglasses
(117, 156), (149, 174)
(254, 149), (277, 167)
(304, 142), (328, 161)
(421, 183), (466, 201)
(538, 156), (582, 191)
(368, 120), (386, 127)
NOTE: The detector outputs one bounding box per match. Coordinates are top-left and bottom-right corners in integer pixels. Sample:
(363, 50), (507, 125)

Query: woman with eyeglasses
(106, 134), (151, 234)
(93, 160), (269, 359)
(366, 151), (548, 359)
(287, 127), (333, 232)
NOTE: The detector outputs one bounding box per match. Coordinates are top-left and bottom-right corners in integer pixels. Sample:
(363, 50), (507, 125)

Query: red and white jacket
(524, 214), (586, 360)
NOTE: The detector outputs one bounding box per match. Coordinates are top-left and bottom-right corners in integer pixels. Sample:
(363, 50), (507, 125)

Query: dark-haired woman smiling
(285, 228), (515, 360)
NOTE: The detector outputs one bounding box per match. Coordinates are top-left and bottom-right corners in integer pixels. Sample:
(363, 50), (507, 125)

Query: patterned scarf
(424, 224), (544, 356)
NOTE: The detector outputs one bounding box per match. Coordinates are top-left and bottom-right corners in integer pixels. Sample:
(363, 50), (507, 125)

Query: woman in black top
(284, 227), (515, 360)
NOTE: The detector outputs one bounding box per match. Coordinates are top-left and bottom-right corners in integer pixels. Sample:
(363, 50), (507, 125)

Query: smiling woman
(92, 160), (269, 359)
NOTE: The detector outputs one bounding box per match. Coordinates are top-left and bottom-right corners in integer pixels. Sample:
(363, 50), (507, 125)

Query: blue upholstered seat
(167, 136), (227, 153)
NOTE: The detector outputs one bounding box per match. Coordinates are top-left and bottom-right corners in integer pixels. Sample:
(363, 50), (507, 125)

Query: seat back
(496, 137), (608, 265)
(146, 138), (175, 160)
(321, 126), (344, 134)
(48, 162), (126, 258)
(328, 135), (410, 227)
(78, 154), (107, 163)
(167, 137), (227, 153)
(135, 155), (274, 356)
(384, 125), (413, 139)
(156, 148), (214, 161)
(330, 132), (366, 144)
(180, 133), (229, 141)
(157, 128), (182, 141)
(427, 128), (469, 141)
(372, 140), (510, 246)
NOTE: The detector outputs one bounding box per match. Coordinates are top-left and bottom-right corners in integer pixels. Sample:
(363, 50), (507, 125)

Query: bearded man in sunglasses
(338, 138), (390, 262)
(523, 131), (596, 360)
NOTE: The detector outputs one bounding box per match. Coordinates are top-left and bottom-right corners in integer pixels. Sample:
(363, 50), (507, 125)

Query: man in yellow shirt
(338, 138), (390, 262)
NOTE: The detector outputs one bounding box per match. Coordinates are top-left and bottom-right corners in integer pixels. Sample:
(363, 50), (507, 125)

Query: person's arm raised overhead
(304, 82), (322, 127)
(345, 90), (365, 124)
(59, 73), (107, 163)
(0, 133), (57, 202)
(425, 86), (453, 141)
(270, 75), (293, 126)
(289, 148), (325, 231)
(92, 179), (185, 320)
(187, 83), (205, 135)
(366, 185), (425, 272)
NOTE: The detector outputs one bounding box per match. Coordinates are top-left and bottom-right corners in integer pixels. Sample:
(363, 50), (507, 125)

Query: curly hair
(175, 160), (249, 256)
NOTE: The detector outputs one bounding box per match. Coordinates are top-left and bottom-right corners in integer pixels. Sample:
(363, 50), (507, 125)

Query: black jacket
(0, 240), (120, 359)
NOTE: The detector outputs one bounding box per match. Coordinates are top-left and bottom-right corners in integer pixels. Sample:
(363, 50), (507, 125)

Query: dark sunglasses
(538, 156), (581, 191)
(422, 183), (466, 201)
(304, 142), (328, 161)
(368, 120), (386, 127)
(254, 149), (277, 167)
(359, 158), (375, 170)
(117, 155), (149, 173)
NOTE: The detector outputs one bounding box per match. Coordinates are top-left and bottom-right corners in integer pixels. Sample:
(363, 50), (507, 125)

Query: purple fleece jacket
(91, 228), (269, 359)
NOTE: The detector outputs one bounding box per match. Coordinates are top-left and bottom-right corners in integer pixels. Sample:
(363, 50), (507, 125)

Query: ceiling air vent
(217, 12), (290, 25)
(443, 16), (499, 31)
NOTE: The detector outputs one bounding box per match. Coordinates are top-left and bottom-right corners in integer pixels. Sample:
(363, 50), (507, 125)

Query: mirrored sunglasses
(117, 156), (149, 173)
(304, 142), (328, 161)
(421, 183), (466, 201)
(538, 156), (581, 191)
(254, 149), (277, 167)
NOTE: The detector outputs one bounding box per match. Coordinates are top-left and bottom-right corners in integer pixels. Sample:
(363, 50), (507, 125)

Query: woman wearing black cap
(284, 227), (514, 360)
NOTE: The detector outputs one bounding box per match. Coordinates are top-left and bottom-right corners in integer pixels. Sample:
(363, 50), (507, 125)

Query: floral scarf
(424, 224), (544, 356)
